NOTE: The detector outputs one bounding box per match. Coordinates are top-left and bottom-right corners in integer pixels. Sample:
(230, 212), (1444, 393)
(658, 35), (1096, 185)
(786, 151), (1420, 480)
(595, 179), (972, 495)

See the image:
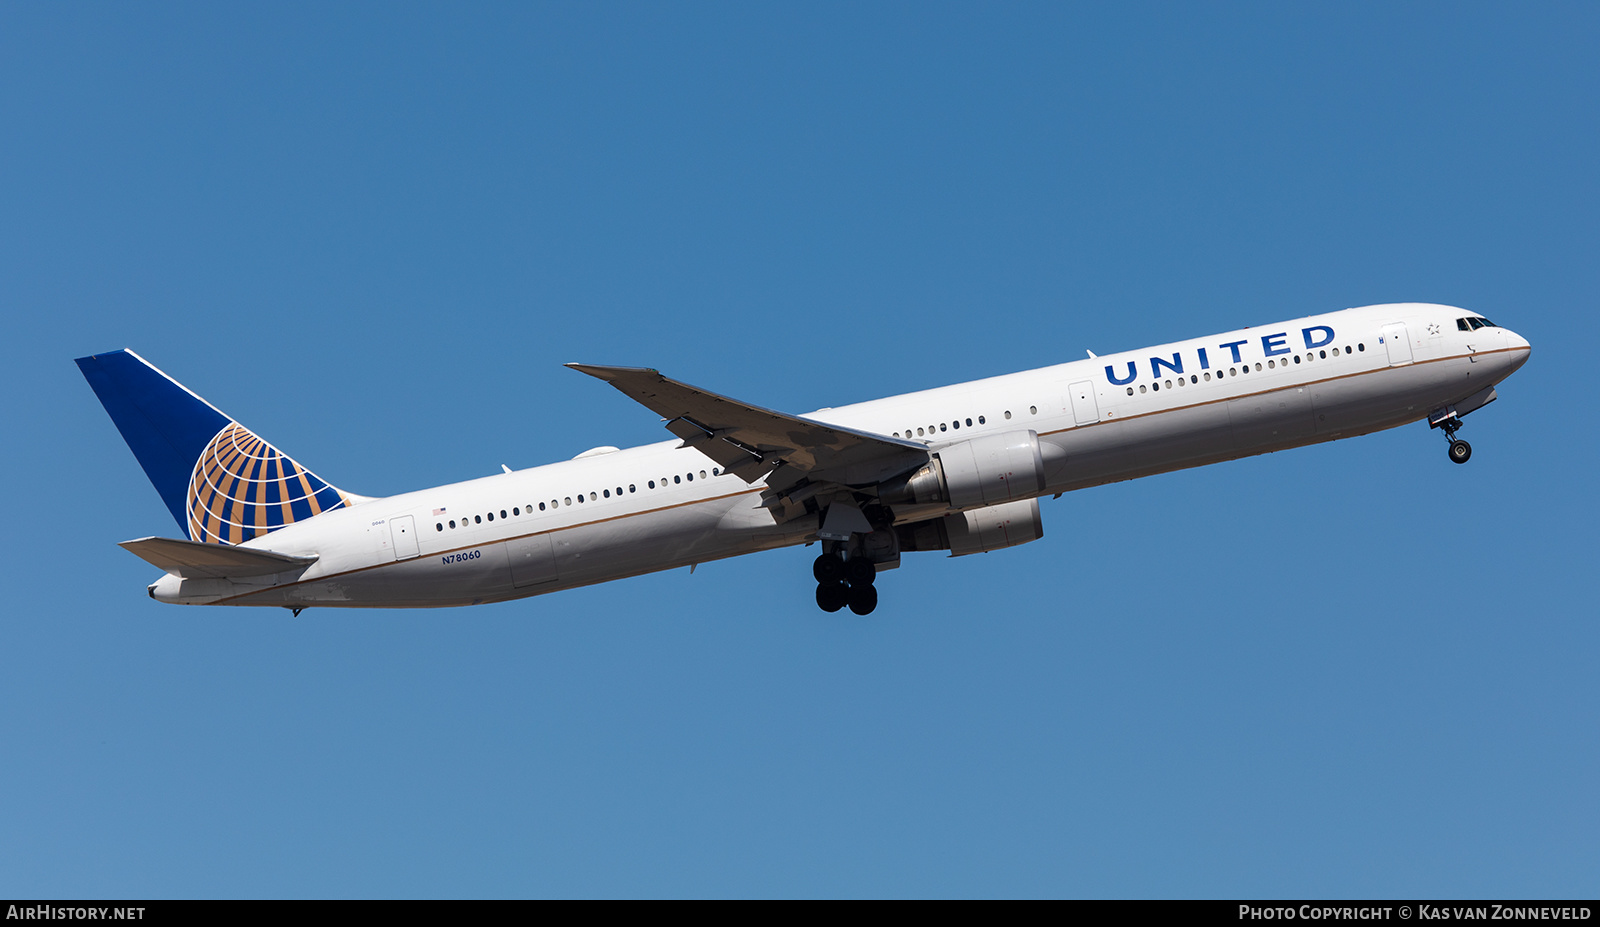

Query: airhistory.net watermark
(6, 908), (145, 921)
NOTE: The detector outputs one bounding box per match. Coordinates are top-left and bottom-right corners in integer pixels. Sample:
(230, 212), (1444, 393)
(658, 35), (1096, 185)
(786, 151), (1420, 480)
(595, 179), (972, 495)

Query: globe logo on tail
(186, 422), (351, 545)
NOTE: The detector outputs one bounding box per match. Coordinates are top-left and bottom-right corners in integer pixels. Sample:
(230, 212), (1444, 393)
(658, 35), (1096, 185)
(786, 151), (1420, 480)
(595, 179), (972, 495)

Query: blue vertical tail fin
(76, 349), (360, 545)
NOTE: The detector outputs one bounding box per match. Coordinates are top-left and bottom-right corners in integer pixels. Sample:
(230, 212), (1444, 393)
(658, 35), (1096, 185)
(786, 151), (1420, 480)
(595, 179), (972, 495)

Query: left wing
(566, 364), (928, 493)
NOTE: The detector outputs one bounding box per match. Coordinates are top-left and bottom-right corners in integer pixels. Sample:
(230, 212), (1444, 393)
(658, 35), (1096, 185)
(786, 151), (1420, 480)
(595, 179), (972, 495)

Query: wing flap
(119, 536), (318, 579)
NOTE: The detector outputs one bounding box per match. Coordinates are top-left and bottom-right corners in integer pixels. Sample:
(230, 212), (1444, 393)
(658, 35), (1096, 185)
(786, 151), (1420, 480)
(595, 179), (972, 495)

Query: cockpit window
(1458, 316), (1498, 331)
(1458, 318), (1473, 332)
(1476, 317), (1496, 328)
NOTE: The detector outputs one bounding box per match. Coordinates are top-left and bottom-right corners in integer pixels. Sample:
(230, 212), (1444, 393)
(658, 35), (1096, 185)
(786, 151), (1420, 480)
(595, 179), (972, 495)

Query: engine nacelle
(879, 430), (1046, 511)
(894, 497), (1044, 557)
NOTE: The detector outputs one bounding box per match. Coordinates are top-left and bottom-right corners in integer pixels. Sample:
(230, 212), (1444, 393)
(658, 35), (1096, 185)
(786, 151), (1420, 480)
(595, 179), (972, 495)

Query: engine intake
(895, 498), (1044, 557)
(879, 430), (1046, 511)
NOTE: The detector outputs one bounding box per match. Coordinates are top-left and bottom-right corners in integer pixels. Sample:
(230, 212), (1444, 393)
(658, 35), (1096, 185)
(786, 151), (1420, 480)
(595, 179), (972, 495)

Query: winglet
(566, 363), (660, 382)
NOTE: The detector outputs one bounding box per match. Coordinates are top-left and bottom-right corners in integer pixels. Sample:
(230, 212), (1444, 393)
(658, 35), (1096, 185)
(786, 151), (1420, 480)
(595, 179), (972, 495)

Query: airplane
(77, 302), (1530, 616)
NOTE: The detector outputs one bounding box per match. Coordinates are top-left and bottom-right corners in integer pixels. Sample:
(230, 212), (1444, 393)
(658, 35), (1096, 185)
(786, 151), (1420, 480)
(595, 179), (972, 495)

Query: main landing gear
(1440, 418), (1472, 465)
(813, 549), (878, 616)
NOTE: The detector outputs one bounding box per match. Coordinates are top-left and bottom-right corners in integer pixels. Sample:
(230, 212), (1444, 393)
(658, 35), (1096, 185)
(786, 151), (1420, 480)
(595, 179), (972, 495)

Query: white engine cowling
(894, 497), (1044, 557)
(879, 430), (1046, 511)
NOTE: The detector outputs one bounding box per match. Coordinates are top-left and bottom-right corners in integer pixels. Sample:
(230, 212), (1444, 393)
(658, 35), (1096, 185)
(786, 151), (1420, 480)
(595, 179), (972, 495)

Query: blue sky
(2, 2), (1595, 898)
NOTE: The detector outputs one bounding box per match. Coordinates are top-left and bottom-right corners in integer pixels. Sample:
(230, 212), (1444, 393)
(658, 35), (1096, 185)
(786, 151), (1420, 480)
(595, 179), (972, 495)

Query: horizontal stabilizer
(119, 536), (318, 579)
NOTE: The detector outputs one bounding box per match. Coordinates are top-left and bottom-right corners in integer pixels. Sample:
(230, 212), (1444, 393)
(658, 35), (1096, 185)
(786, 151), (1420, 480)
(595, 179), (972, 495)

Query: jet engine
(878, 430), (1046, 511)
(894, 497), (1044, 557)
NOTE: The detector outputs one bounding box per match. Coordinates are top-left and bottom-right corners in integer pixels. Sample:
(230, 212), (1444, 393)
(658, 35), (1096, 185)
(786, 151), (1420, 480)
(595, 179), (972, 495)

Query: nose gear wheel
(1438, 417), (1473, 465)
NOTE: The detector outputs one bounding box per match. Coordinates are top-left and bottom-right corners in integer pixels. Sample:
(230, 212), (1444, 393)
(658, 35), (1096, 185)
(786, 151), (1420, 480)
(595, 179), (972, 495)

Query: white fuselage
(150, 303), (1531, 608)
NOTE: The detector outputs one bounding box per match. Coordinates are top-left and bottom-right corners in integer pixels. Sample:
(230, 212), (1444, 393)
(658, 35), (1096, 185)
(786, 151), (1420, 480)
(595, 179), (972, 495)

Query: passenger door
(1381, 322), (1413, 366)
(389, 515), (420, 561)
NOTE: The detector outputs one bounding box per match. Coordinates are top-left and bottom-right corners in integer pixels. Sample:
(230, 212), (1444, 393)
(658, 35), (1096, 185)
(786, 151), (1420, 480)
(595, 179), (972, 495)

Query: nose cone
(1501, 327), (1532, 374)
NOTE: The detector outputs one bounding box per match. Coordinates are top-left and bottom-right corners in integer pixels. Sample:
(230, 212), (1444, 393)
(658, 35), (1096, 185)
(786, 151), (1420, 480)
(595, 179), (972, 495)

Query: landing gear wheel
(816, 581), (848, 613)
(1449, 439), (1472, 464)
(813, 554), (843, 584)
(847, 583), (878, 616)
(845, 557), (876, 586)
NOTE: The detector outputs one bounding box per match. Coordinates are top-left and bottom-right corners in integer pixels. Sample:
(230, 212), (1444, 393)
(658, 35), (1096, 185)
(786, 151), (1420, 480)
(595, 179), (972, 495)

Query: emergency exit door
(1069, 380), (1100, 425)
